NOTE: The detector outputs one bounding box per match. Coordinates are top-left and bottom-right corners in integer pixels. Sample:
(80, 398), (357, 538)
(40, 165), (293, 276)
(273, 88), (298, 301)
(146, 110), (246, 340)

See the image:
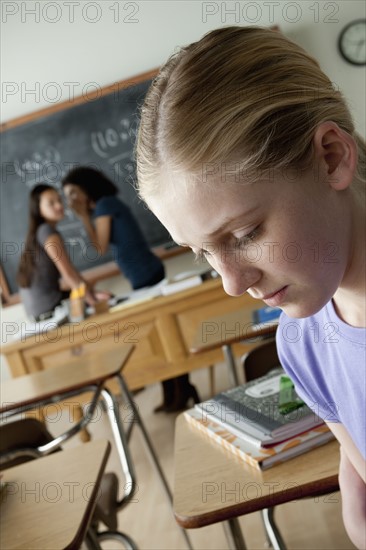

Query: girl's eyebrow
(175, 206), (260, 248)
(207, 205), (259, 238)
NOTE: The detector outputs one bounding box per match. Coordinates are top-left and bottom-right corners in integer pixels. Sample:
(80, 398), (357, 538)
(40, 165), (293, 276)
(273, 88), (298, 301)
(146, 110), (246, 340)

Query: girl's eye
(193, 226), (260, 261)
(234, 227), (260, 248)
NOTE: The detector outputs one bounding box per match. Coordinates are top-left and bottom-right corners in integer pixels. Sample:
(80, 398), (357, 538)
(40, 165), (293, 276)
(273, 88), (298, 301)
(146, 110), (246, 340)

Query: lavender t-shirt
(276, 300), (366, 459)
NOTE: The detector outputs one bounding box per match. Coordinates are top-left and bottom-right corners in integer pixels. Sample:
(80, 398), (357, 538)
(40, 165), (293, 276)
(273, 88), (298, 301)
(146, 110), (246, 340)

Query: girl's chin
(281, 300), (328, 319)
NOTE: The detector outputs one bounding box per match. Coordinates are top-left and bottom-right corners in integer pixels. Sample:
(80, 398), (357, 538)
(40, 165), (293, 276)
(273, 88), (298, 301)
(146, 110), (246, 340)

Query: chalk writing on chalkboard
(0, 70), (172, 295)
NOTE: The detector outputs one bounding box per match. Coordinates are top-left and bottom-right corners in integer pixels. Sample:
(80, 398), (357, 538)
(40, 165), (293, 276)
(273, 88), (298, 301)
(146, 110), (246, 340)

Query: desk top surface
(0, 439), (110, 549)
(2, 278), (225, 353)
(0, 345), (134, 413)
(190, 298), (278, 353)
(173, 414), (340, 529)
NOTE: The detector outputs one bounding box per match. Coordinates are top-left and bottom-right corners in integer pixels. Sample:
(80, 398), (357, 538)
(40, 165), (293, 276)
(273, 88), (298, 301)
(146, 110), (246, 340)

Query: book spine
(185, 412), (262, 471)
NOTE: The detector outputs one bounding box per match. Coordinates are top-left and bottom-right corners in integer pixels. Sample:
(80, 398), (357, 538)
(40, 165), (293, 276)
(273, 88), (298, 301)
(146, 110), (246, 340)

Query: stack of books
(185, 368), (334, 470)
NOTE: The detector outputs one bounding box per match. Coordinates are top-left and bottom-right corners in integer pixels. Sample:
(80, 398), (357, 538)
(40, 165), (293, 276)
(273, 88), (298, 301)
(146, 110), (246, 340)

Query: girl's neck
(333, 191), (366, 328)
(43, 219), (57, 228)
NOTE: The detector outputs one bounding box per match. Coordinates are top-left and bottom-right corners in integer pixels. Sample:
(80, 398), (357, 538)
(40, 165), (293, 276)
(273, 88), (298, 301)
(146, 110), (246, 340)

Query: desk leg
(116, 373), (193, 550)
(261, 508), (287, 550)
(223, 518), (247, 549)
(222, 345), (240, 386)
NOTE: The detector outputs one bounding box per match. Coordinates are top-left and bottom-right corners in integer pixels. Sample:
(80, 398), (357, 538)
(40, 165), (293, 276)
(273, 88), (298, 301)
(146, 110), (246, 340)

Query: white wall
(1, 0), (365, 136)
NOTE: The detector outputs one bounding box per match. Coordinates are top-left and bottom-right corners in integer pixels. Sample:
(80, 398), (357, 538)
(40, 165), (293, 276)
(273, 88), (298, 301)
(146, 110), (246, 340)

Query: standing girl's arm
(80, 213), (111, 256)
(43, 233), (97, 305)
(68, 194), (111, 256)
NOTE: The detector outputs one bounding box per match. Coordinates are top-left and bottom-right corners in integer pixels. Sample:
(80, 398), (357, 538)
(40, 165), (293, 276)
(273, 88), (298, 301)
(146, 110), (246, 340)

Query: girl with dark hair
(62, 166), (200, 412)
(17, 184), (103, 321)
(62, 167), (165, 290)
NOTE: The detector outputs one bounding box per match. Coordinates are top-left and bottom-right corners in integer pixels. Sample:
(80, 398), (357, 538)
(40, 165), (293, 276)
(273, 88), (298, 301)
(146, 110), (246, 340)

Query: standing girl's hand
(68, 194), (90, 219)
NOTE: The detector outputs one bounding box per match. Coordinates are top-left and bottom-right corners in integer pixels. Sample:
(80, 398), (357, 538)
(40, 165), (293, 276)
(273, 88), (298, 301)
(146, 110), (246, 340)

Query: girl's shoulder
(36, 223), (59, 245)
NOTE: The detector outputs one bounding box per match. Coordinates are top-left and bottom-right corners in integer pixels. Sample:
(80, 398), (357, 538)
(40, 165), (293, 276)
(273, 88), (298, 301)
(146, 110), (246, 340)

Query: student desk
(0, 345), (193, 549)
(0, 346), (135, 472)
(174, 414), (340, 549)
(190, 305), (278, 386)
(2, 279), (262, 392)
(0, 439), (110, 550)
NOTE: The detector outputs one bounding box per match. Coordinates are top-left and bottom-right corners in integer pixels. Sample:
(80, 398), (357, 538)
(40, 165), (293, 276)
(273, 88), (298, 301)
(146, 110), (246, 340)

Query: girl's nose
(215, 255), (262, 297)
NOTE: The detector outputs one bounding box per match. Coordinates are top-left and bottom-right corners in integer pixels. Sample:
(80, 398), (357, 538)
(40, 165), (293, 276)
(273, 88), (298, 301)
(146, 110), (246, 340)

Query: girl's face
(63, 183), (90, 210)
(39, 189), (64, 223)
(149, 167), (352, 319)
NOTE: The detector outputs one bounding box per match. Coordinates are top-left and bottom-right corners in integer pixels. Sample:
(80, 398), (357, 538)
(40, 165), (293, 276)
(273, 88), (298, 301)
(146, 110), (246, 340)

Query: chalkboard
(0, 70), (171, 295)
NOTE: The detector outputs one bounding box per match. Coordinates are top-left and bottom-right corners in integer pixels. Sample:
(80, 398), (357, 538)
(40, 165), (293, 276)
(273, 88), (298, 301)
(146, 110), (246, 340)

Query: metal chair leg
(98, 530), (138, 549)
(85, 527), (103, 550)
(222, 344), (240, 386)
(261, 508), (287, 550)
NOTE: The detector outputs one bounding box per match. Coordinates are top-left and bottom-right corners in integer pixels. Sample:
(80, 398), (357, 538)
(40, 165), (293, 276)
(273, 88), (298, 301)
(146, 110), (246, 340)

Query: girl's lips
(262, 286), (288, 307)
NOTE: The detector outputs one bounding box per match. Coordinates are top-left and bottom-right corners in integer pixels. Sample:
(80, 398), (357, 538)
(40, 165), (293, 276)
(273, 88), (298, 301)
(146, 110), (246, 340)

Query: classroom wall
(2, 1), (365, 136)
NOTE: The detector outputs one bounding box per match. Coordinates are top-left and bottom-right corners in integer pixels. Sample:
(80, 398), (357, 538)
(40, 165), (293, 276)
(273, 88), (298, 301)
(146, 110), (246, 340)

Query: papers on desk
(8, 305), (69, 341)
(160, 275), (202, 295)
(109, 270), (219, 312)
(109, 280), (167, 313)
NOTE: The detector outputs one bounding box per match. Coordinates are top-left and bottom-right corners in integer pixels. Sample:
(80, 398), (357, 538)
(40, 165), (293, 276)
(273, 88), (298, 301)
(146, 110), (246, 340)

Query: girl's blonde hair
(136, 26), (365, 200)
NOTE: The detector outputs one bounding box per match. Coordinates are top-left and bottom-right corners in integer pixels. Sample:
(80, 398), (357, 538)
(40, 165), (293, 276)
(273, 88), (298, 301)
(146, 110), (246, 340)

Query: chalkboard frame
(0, 68), (186, 306)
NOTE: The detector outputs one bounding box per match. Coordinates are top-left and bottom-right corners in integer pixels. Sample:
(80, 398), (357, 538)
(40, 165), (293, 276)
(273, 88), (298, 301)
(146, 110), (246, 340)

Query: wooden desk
(0, 345), (193, 549)
(2, 279), (261, 391)
(0, 346), (134, 481)
(190, 307), (278, 353)
(191, 303), (278, 386)
(0, 439), (110, 550)
(0, 346), (133, 415)
(174, 414), (339, 547)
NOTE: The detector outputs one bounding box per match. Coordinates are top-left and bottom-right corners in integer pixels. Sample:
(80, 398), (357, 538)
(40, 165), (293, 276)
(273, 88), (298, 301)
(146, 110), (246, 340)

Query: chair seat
(93, 472), (119, 530)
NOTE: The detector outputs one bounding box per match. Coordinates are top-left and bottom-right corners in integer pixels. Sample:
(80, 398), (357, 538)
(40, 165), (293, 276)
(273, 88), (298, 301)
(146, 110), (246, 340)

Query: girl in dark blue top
(62, 167), (199, 412)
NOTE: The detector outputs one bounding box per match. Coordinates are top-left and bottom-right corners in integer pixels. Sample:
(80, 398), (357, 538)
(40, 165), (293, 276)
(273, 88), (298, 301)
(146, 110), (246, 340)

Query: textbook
(195, 368), (324, 447)
(185, 407), (334, 471)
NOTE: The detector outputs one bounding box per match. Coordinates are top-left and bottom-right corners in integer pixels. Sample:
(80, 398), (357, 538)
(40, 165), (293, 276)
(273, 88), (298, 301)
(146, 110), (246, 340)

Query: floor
(56, 360), (355, 550)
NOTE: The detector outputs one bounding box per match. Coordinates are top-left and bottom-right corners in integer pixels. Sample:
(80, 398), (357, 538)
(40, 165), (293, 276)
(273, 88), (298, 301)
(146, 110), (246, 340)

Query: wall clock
(338, 19), (366, 66)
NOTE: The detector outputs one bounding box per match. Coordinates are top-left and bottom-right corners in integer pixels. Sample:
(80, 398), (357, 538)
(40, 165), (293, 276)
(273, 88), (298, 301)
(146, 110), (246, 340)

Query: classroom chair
(241, 337), (280, 382)
(0, 416), (138, 549)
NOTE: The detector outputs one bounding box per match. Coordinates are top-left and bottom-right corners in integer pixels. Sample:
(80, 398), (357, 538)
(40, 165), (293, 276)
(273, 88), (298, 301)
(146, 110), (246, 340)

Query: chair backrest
(242, 339), (280, 382)
(0, 418), (57, 470)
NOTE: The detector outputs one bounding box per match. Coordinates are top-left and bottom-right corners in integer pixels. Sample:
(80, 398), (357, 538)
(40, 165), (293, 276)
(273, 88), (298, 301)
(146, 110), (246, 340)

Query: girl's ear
(313, 121), (357, 191)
